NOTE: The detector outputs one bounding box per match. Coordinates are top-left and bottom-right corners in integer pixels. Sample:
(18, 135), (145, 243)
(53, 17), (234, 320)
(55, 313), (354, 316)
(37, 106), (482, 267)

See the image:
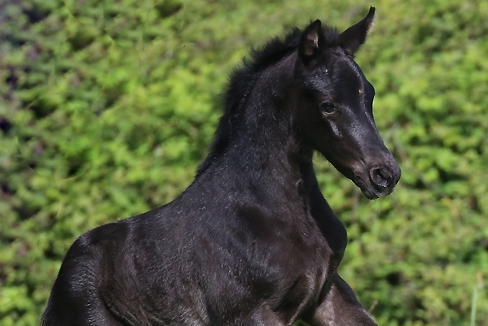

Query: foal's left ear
(298, 20), (326, 66)
(339, 7), (375, 56)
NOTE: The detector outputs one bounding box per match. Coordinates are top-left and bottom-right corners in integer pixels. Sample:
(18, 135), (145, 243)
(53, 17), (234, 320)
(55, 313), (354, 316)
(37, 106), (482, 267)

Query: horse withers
(42, 7), (400, 326)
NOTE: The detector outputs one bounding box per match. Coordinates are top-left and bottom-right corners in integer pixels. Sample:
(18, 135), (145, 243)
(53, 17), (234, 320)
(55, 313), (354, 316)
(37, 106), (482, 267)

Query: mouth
(353, 176), (391, 200)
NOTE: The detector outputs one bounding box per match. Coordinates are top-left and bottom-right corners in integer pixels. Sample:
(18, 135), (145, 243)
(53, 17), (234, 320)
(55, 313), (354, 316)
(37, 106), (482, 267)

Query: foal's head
(293, 8), (401, 199)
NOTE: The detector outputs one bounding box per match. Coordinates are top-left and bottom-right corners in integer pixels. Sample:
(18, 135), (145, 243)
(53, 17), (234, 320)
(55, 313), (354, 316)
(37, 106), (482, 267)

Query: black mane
(197, 25), (340, 175)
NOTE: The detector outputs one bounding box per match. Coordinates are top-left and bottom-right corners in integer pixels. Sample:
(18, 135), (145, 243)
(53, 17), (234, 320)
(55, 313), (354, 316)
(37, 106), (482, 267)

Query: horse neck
(192, 52), (345, 244)
(199, 52), (313, 197)
(229, 53), (306, 180)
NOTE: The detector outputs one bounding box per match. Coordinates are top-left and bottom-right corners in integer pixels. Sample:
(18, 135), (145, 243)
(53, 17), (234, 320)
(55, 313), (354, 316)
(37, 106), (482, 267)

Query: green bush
(1, 0), (487, 325)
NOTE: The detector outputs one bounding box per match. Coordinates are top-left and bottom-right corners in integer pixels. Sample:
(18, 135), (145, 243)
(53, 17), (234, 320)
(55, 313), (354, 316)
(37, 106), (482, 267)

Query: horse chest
(243, 214), (332, 319)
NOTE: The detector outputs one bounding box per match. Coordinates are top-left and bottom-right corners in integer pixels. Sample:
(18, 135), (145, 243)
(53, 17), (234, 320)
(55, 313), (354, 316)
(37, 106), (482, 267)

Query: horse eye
(320, 102), (336, 114)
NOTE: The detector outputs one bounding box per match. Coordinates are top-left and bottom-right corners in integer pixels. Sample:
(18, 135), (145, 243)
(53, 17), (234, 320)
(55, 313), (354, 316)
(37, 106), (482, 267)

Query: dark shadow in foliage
(155, 0), (183, 19)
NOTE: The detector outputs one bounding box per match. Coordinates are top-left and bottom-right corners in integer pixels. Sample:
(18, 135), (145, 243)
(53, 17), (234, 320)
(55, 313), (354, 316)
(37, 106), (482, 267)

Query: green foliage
(1, 0), (487, 325)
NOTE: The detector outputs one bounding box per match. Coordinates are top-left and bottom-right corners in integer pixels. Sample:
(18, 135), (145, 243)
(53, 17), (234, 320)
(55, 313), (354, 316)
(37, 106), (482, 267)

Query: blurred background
(1, 0), (487, 325)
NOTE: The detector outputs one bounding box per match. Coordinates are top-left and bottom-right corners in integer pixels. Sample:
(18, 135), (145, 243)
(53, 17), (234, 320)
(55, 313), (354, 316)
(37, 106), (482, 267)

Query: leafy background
(1, 0), (487, 325)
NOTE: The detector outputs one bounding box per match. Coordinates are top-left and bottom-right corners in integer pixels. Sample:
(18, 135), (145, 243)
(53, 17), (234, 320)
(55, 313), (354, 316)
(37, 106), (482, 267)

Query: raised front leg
(308, 275), (377, 326)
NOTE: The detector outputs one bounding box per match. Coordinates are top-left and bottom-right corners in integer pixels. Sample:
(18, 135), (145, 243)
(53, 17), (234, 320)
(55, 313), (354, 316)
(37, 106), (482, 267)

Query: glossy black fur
(42, 7), (400, 326)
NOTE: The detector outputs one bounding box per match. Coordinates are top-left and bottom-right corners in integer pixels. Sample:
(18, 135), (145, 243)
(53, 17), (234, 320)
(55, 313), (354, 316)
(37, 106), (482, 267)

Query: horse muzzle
(354, 161), (401, 199)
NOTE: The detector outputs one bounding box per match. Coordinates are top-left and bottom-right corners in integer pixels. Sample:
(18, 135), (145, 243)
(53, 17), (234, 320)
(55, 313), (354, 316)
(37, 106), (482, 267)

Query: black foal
(42, 7), (400, 326)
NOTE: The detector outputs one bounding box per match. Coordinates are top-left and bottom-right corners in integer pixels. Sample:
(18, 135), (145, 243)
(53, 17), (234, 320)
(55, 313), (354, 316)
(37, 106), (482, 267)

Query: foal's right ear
(298, 20), (325, 66)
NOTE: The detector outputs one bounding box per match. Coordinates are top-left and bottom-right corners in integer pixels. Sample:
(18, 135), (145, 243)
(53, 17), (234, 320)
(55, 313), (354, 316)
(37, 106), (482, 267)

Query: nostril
(370, 168), (392, 189)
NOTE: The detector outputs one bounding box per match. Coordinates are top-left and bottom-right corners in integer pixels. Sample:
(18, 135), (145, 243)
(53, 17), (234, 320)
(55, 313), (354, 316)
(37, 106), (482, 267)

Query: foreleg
(308, 274), (377, 326)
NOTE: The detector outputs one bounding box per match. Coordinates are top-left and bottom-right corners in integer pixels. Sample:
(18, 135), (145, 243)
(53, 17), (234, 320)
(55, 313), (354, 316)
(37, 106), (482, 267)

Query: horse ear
(339, 7), (375, 56)
(298, 20), (325, 65)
